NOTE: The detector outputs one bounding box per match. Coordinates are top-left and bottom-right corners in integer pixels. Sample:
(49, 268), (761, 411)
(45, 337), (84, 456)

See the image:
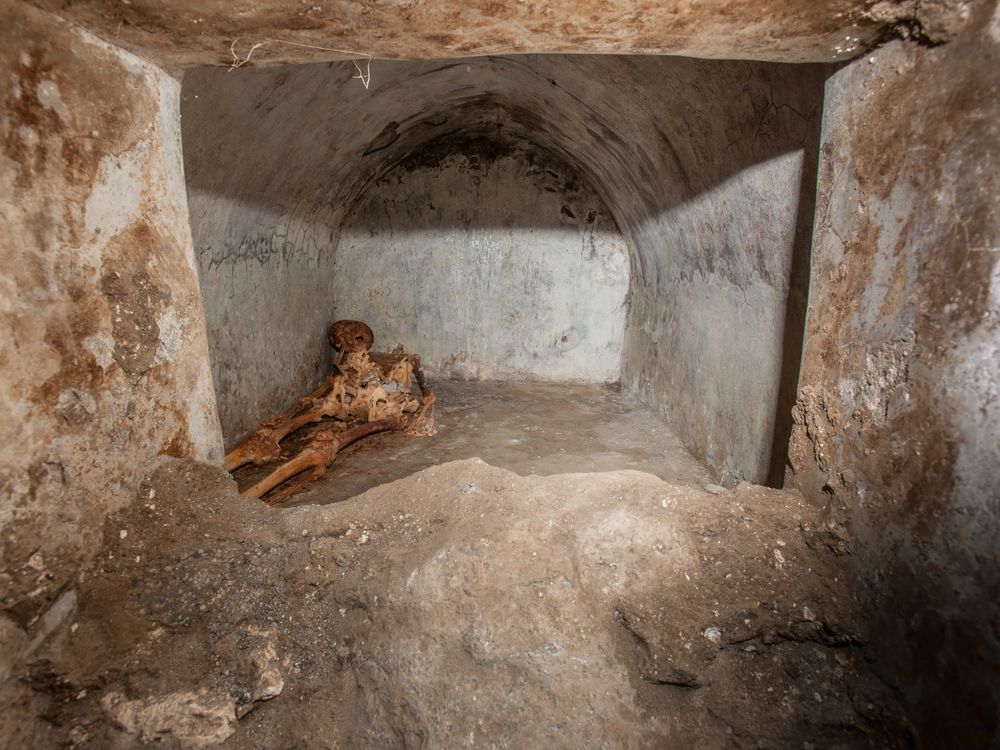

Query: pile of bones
(224, 320), (436, 503)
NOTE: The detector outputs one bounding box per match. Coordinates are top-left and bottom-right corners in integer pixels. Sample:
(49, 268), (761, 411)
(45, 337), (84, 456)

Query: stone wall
(787, 5), (1000, 743)
(23, 0), (908, 69)
(0, 2), (222, 629)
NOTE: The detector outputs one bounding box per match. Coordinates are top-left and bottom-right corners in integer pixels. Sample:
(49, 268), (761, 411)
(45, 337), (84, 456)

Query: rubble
(101, 689), (237, 749)
(5, 458), (911, 748)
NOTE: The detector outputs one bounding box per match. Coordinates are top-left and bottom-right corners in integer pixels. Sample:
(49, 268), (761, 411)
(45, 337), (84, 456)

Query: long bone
(223, 376), (352, 472)
(242, 414), (406, 504)
(228, 324), (436, 502)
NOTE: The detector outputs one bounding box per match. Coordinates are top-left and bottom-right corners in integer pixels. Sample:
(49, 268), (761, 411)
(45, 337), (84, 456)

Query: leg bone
(242, 414), (406, 503)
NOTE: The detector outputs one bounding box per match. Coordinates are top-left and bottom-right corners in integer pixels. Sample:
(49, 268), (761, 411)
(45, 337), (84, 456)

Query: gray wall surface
(182, 56), (824, 479)
(787, 5), (1000, 743)
(334, 139), (628, 382)
(183, 186), (337, 448)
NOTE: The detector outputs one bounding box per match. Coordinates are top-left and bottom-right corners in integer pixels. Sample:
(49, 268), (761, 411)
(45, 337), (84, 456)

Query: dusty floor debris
(3, 458), (912, 748)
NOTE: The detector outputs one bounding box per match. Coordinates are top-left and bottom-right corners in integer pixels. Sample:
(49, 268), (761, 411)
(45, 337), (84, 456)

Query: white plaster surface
(333, 147), (628, 383)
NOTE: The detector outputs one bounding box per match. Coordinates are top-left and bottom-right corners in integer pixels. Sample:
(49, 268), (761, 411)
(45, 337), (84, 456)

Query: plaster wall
(787, 6), (1000, 743)
(622, 147), (817, 485)
(186, 191), (338, 449)
(0, 2), (222, 627)
(333, 140), (628, 382)
(182, 57), (823, 480)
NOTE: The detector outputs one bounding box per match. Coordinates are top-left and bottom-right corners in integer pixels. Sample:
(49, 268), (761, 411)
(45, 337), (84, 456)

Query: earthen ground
(3, 455), (911, 748)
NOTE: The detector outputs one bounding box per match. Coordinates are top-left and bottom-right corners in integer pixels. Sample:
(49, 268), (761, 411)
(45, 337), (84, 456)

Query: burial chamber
(2, 0), (998, 746)
(182, 56), (823, 487)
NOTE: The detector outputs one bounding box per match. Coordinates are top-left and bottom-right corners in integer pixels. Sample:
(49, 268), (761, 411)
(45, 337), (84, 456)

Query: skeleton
(226, 321), (436, 504)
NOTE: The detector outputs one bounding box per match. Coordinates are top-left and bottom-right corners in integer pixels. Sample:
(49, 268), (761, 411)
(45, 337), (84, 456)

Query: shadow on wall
(181, 56), (825, 482)
(624, 144), (820, 487)
(769, 136), (820, 487)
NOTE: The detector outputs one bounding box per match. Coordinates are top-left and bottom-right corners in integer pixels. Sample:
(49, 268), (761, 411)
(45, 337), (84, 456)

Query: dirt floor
(231, 381), (715, 505)
(3, 449), (913, 748)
